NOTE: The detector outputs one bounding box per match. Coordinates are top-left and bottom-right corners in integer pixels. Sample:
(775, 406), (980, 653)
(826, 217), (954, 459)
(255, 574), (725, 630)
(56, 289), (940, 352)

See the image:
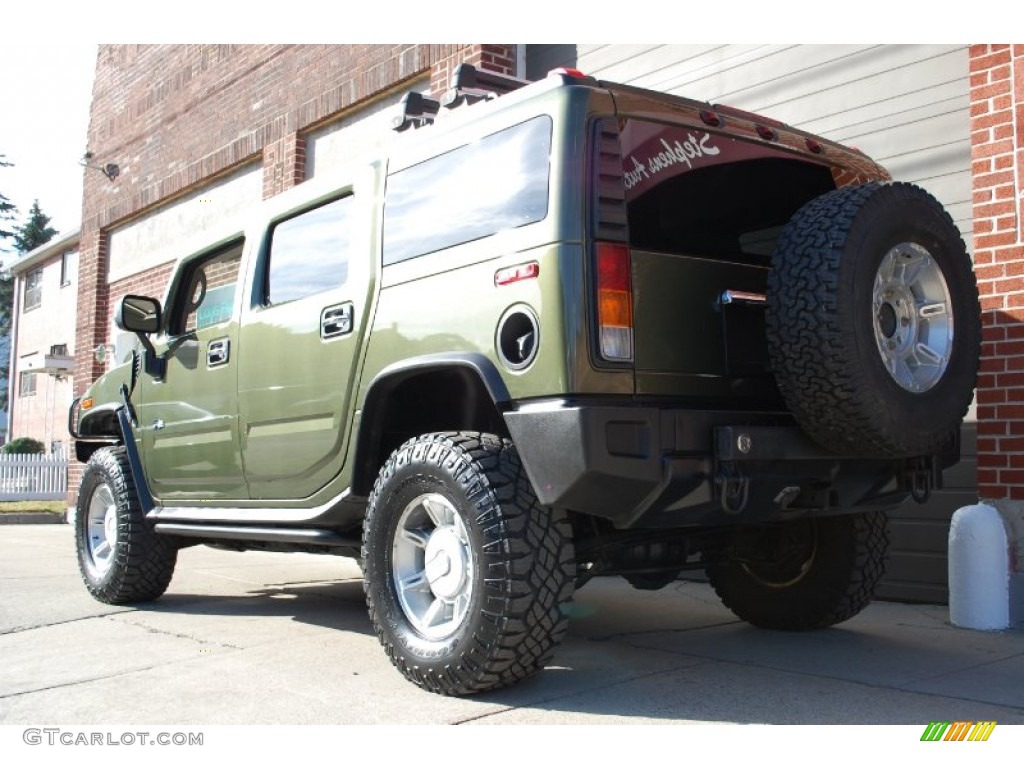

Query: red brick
(996, 437), (1024, 453)
(973, 50), (1013, 72)
(998, 469), (1024, 485)
(976, 232), (1018, 249)
(997, 371), (1024, 387)
(977, 469), (999, 488)
(972, 81), (1012, 101)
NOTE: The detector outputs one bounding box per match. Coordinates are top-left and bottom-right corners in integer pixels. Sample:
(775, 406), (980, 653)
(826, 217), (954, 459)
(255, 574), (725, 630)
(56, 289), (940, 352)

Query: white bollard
(948, 504), (1010, 630)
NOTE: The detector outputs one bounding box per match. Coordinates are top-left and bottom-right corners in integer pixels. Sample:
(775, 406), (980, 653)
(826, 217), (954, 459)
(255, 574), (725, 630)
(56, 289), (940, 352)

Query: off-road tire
(362, 431), (575, 696)
(75, 446), (177, 604)
(706, 512), (888, 630)
(766, 182), (981, 457)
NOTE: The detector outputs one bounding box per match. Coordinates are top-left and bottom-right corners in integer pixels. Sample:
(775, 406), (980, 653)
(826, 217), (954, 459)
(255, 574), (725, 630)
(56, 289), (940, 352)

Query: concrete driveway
(1, 524), (1022, 726)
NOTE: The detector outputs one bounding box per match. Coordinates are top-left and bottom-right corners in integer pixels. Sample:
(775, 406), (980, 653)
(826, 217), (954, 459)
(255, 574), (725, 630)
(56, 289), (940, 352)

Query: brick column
(262, 132), (307, 199)
(969, 43), (1024, 623)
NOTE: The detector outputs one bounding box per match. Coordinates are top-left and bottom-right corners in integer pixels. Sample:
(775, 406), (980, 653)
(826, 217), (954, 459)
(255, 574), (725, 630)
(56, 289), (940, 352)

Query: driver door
(134, 239), (247, 502)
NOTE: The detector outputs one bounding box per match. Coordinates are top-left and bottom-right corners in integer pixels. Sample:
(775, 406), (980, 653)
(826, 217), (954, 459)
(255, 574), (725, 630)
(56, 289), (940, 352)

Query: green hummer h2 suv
(71, 64), (981, 696)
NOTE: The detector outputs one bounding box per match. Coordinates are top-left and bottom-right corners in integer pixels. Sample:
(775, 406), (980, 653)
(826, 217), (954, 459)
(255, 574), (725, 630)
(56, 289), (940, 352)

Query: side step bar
(154, 523), (360, 548)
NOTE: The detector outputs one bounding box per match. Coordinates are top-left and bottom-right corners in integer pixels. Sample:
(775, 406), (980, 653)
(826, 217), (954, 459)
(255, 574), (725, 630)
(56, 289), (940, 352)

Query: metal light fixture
(80, 152), (120, 181)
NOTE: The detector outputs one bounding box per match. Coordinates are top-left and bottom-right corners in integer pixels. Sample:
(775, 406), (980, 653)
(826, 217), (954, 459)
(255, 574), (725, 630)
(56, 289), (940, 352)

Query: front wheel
(706, 512), (888, 630)
(362, 432), (575, 696)
(75, 446), (177, 604)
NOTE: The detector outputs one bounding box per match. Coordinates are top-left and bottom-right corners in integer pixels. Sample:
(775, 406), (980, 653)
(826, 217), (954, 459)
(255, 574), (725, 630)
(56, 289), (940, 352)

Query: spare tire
(766, 182), (980, 457)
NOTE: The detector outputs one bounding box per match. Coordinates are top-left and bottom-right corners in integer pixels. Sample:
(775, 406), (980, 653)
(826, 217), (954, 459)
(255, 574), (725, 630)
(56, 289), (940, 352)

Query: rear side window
(383, 115), (552, 265)
(266, 195), (352, 305)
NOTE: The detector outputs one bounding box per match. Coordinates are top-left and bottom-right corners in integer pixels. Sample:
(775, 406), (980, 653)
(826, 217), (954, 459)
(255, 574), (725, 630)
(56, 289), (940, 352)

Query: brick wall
(969, 44), (1024, 502)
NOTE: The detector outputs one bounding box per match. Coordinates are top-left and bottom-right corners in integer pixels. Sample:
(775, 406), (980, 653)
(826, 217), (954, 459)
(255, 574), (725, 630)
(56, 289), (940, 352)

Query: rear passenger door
(236, 190), (371, 500)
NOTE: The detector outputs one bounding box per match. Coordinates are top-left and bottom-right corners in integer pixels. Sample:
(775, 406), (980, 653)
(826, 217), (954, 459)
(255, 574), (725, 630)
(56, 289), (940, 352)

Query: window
(383, 115), (552, 265)
(24, 269), (42, 311)
(614, 118), (835, 262)
(171, 241), (244, 334)
(50, 344), (68, 356)
(265, 195), (352, 306)
(19, 371), (36, 397)
(60, 250), (76, 287)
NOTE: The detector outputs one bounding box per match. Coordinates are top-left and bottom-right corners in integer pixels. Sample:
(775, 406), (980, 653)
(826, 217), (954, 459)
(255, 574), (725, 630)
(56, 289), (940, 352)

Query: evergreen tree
(13, 200), (58, 253)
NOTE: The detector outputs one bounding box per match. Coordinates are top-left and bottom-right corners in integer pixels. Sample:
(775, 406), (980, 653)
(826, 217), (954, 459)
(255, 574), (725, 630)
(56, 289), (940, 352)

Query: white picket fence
(0, 452), (70, 501)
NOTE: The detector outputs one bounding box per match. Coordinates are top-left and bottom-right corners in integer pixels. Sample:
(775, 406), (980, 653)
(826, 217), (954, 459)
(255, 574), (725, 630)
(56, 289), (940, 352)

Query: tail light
(596, 242), (633, 362)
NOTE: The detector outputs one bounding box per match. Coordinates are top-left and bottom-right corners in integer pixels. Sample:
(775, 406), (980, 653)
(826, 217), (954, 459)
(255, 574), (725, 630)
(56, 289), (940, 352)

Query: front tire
(362, 432), (575, 696)
(706, 512), (888, 630)
(75, 446), (177, 604)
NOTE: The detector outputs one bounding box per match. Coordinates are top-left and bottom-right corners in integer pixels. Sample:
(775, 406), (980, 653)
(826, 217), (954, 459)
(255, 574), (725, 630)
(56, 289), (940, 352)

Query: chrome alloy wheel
(85, 483), (118, 577)
(391, 493), (474, 640)
(872, 242), (954, 393)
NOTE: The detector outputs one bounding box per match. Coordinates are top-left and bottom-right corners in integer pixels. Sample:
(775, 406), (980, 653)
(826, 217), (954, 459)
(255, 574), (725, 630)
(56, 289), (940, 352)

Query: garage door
(527, 44), (975, 603)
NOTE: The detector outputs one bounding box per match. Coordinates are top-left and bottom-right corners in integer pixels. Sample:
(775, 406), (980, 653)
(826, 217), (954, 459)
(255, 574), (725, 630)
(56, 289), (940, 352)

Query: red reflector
(597, 243), (631, 292)
(805, 138), (824, 155)
(756, 124), (777, 141)
(495, 261), (540, 286)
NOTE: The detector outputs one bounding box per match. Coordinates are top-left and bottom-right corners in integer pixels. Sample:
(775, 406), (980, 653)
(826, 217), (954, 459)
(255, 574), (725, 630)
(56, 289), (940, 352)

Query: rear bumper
(503, 400), (953, 529)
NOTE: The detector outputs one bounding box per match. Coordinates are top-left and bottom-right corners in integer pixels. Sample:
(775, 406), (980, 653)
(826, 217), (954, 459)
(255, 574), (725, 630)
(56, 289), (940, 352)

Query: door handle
(207, 338), (230, 367)
(322, 302), (353, 339)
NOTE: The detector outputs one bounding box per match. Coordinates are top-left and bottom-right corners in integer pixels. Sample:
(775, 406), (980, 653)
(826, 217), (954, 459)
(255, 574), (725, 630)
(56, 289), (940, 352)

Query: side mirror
(116, 295), (162, 334)
(115, 295), (165, 380)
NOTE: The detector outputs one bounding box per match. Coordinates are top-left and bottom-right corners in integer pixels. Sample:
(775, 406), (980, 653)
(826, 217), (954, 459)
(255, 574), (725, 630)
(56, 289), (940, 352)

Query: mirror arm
(134, 332), (166, 380)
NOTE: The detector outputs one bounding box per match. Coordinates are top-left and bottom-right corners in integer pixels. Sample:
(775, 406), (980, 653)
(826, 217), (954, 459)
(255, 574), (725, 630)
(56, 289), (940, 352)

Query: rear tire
(362, 432), (575, 695)
(706, 512), (888, 630)
(75, 446), (177, 604)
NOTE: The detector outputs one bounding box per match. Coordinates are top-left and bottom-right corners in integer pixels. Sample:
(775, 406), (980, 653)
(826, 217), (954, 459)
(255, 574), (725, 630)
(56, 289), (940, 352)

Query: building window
(60, 250), (75, 287)
(19, 371), (37, 397)
(24, 269), (42, 311)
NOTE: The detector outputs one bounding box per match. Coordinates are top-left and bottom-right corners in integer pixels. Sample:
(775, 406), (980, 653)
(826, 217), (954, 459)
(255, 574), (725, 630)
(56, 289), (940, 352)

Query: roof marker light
(548, 67), (587, 79)
(699, 110), (723, 128)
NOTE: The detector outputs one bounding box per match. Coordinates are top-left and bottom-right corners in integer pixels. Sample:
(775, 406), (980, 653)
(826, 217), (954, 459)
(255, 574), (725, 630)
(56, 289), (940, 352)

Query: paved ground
(1, 524), (1022, 726)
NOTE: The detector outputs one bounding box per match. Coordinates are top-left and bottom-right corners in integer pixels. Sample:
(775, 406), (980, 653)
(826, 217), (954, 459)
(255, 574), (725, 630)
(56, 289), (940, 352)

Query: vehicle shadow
(143, 578), (374, 636)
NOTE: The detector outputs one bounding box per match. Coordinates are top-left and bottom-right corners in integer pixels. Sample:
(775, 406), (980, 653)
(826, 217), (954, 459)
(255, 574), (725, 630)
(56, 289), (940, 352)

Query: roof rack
(391, 91), (441, 132)
(440, 63), (531, 109)
(391, 64), (532, 133)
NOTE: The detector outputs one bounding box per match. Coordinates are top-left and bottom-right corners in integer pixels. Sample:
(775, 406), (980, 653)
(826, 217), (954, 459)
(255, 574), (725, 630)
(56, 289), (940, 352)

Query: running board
(154, 523), (360, 548)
